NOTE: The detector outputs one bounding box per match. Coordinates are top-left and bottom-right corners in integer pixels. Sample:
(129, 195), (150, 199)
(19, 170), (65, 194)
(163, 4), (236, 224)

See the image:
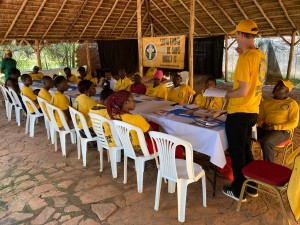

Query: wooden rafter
(153, 24), (163, 35)
(151, 1), (181, 33)
(24, 0), (47, 37)
(253, 0), (277, 32)
(109, 0), (132, 37)
(42, 0), (68, 39)
(144, 0), (153, 24)
(212, 0), (235, 26)
(278, 0), (299, 35)
(134, 11), (149, 36)
(79, 0), (104, 39)
(65, 0), (88, 36)
(94, 0), (119, 38)
(196, 0), (227, 34)
(179, 0), (211, 36)
(149, 12), (172, 35)
(120, 11), (137, 37)
(143, 24), (151, 36)
(234, 1), (248, 19)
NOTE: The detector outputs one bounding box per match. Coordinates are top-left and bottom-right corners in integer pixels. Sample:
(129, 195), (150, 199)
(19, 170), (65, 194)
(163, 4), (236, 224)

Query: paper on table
(203, 87), (227, 97)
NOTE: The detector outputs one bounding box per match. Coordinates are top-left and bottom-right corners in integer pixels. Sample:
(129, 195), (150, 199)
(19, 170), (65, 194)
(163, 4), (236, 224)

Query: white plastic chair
(89, 113), (123, 178)
(178, 71), (189, 85)
(7, 88), (25, 126)
(0, 84), (12, 118)
(45, 102), (76, 156)
(113, 120), (156, 193)
(149, 131), (206, 223)
(21, 95), (44, 137)
(37, 97), (54, 143)
(69, 106), (100, 167)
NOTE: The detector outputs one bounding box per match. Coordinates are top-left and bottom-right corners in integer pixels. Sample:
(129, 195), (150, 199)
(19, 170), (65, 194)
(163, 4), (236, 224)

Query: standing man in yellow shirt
(145, 70), (168, 99)
(167, 74), (195, 104)
(64, 67), (79, 84)
(114, 69), (132, 91)
(257, 79), (299, 162)
(29, 66), (44, 81)
(78, 67), (93, 81)
(222, 20), (266, 201)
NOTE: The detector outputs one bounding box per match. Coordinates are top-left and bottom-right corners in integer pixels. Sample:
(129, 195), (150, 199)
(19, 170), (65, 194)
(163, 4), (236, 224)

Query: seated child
(193, 77), (224, 110)
(73, 80), (97, 137)
(130, 73), (146, 95)
(38, 76), (54, 119)
(29, 66), (44, 80)
(21, 74), (42, 113)
(51, 76), (73, 129)
(64, 67), (79, 84)
(105, 70), (116, 90)
(78, 67), (93, 81)
(145, 70), (168, 99)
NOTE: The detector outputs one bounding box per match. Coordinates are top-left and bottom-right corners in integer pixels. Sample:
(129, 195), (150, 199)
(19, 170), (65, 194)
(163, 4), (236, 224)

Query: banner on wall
(142, 35), (185, 69)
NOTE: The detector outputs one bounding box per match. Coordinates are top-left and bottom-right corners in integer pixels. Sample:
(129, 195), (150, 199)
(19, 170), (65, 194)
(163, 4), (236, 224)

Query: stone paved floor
(0, 83), (299, 225)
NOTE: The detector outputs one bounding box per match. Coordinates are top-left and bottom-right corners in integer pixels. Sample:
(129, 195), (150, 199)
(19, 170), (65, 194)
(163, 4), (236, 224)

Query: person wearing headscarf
(1, 50), (17, 80)
(145, 70), (168, 99)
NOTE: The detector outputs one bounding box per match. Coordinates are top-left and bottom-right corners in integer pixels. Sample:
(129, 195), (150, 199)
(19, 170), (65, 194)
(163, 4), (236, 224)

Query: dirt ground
(0, 78), (299, 225)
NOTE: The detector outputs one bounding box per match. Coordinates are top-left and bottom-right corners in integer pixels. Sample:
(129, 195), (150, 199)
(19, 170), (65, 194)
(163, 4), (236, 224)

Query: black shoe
(222, 186), (247, 202)
(245, 188), (258, 197)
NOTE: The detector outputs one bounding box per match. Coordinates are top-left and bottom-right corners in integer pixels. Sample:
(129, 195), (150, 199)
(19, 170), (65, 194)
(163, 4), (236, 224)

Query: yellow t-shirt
(257, 97), (299, 133)
(121, 113), (150, 152)
(51, 91), (70, 128)
(89, 104), (116, 147)
(167, 84), (196, 105)
(38, 88), (52, 119)
(146, 83), (168, 99)
(84, 74), (93, 81)
(193, 90), (223, 110)
(67, 74), (79, 84)
(114, 77), (133, 91)
(29, 72), (44, 80)
(227, 49), (266, 114)
(90, 77), (104, 85)
(73, 94), (97, 129)
(21, 86), (40, 113)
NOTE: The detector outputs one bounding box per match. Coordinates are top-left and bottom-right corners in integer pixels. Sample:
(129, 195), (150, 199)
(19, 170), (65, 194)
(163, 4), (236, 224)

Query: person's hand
(262, 123), (274, 131)
(235, 47), (243, 55)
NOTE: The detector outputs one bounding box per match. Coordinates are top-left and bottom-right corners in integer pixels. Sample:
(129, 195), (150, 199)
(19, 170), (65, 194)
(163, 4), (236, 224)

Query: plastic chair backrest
(46, 102), (71, 132)
(113, 120), (149, 158)
(37, 96), (50, 120)
(69, 106), (92, 139)
(178, 71), (189, 85)
(89, 113), (122, 149)
(149, 131), (195, 181)
(21, 95), (43, 116)
(0, 85), (9, 102)
(8, 88), (23, 108)
(251, 124), (258, 141)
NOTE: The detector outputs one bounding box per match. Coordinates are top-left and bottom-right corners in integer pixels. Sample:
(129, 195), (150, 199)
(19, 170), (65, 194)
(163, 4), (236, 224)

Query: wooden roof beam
(144, 0), (153, 25)
(134, 11), (149, 36)
(179, 0), (211, 36)
(253, 0), (277, 32)
(94, 0), (119, 38)
(278, 0), (299, 35)
(120, 11), (137, 37)
(109, 0), (132, 38)
(65, 0), (88, 36)
(23, 0), (47, 37)
(143, 24), (151, 36)
(149, 12), (172, 35)
(196, 0), (227, 34)
(79, 0), (104, 39)
(212, 0), (236, 26)
(42, 0), (67, 39)
(234, 1), (248, 19)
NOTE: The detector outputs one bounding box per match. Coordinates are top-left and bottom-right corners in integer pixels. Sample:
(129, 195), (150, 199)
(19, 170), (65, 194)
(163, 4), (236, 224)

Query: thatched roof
(1, 0), (300, 43)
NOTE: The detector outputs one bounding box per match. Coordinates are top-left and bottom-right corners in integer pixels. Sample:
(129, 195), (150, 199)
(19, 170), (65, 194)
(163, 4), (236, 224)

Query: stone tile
(79, 218), (101, 225)
(91, 203), (117, 221)
(17, 191), (33, 201)
(35, 174), (47, 182)
(31, 207), (56, 225)
(62, 215), (84, 225)
(44, 221), (59, 225)
(1, 177), (14, 187)
(124, 190), (143, 206)
(74, 176), (104, 192)
(49, 170), (65, 178)
(78, 185), (121, 204)
(28, 197), (48, 210)
(28, 168), (42, 175)
(41, 190), (66, 198)
(0, 211), (6, 220)
(14, 175), (30, 183)
(57, 180), (73, 189)
(11, 169), (23, 176)
(64, 205), (81, 213)
(53, 213), (61, 220)
(115, 196), (126, 208)
(32, 184), (55, 195)
(59, 215), (71, 223)
(45, 168), (58, 174)
(53, 197), (68, 208)
(56, 162), (67, 168)
(15, 180), (35, 191)
(41, 162), (55, 169)
(8, 201), (25, 212)
(7, 212), (34, 222)
(0, 149), (9, 156)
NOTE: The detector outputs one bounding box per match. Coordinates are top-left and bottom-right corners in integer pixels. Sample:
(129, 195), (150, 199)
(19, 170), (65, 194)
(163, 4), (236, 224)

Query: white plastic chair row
(6, 87), (25, 126)
(0, 84), (11, 118)
(37, 97), (54, 143)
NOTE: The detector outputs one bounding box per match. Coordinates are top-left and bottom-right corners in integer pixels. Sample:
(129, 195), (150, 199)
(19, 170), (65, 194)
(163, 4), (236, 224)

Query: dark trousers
(225, 113), (258, 196)
(257, 127), (290, 162)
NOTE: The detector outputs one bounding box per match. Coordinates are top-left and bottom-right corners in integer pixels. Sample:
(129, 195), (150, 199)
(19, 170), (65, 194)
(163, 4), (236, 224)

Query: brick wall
(76, 42), (101, 76)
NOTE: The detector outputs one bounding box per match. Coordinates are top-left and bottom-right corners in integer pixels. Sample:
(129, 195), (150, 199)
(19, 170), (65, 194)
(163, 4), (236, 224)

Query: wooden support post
(188, 0), (195, 88)
(287, 30), (296, 80)
(224, 35), (228, 82)
(150, 23), (154, 37)
(86, 40), (91, 74)
(137, 0), (143, 76)
(35, 40), (42, 69)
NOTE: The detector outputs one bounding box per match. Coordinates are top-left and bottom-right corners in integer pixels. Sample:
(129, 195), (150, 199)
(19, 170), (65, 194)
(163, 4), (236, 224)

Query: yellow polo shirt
(21, 86), (40, 113)
(84, 74), (93, 81)
(146, 83), (168, 99)
(193, 90), (223, 110)
(67, 74), (79, 84)
(115, 77), (133, 91)
(38, 88), (52, 119)
(73, 94), (97, 129)
(29, 72), (44, 81)
(167, 84), (195, 105)
(89, 104), (116, 147)
(91, 77), (104, 85)
(227, 49), (266, 114)
(51, 91), (70, 128)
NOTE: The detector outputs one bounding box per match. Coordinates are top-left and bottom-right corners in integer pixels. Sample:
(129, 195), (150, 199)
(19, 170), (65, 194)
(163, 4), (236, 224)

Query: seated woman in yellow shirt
(64, 67), (79, 84)
(145, 70), (168, 99)
(78, 66), (93, 81)
(51, 76), (73, 129)
(73, 80), (97, 137)
(21, 74), (42, 113)
(29, 66), (44, 80)
(114, 69), (132, 91)
(193, 77), (223, 110)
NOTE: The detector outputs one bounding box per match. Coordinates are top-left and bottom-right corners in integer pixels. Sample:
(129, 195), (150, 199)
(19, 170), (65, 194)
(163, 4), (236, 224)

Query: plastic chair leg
(45, 120), (50, 140)
(77, 135), (81, 159)
(168, 180), (176, 193)
(82, 140), (88, 167)
(135, 157), (145, 193)
(99, 145), (103, 172)
(50, 124), (55, 145)
(123, 155), (128, 184)
(54, 131), (58, 152)
(7, 104), (12, 121)
(201, 175), (207, 207)
(117, 150), (121, 163)
(154, 170), (162, 211)
(177, 180), (188, 223)
(109, 148), (117, 178)
(25, 114), (30, 134)
(70, 132), (76, 144)
(29, 116), (35, 137)
(59, 133), (66, 157)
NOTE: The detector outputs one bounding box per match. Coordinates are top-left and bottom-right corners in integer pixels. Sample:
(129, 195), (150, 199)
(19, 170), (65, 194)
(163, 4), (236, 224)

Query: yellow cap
(230, 19), (259, 35)
(5, 49), (12, 54)
(281, 79), (293, 92)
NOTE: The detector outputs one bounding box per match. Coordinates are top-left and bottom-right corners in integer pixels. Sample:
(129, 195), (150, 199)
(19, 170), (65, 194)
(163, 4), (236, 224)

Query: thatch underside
(0, 0), (300, 43)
